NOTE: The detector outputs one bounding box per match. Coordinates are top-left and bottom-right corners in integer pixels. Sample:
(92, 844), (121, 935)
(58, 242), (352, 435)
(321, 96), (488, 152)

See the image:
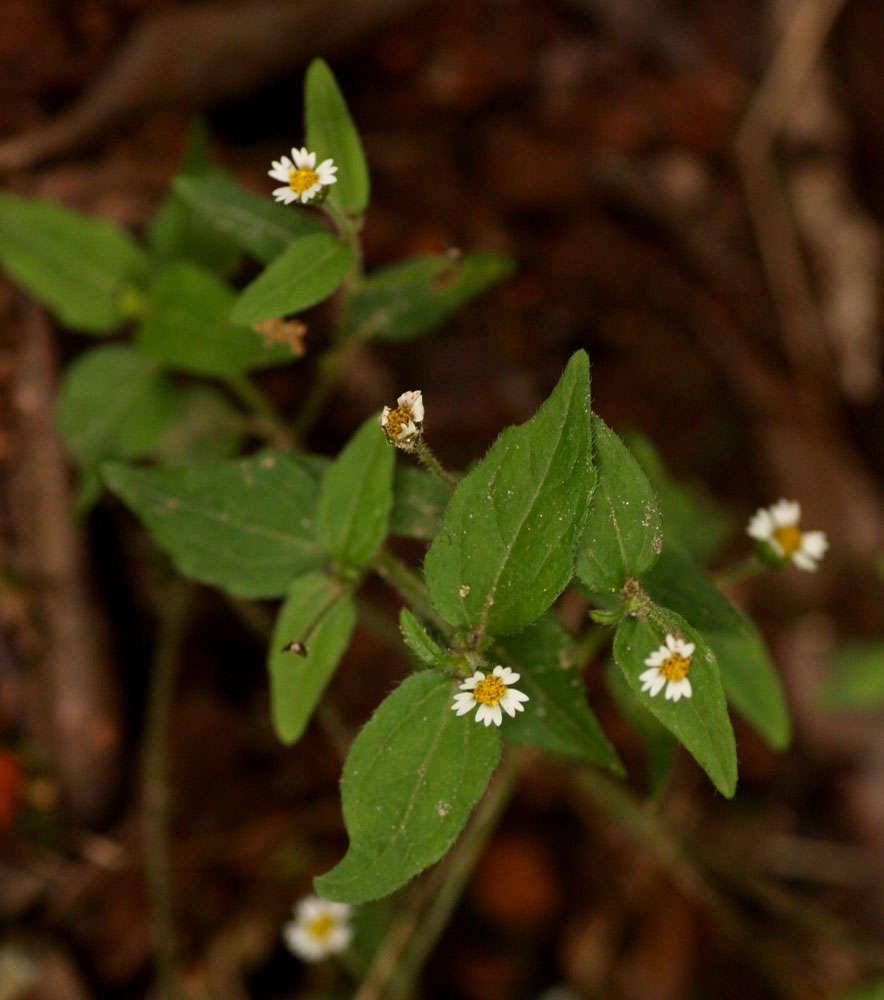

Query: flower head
(452, 665), (530, 726)
(747, 499), (828, 572)
(639, 634), (695, 702)
(380, 390), (424, 450)
(269, 147), (338, 205)
(283, 895), (353, 962)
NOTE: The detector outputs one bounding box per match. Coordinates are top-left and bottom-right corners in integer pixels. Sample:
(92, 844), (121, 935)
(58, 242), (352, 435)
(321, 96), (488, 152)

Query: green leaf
(425, 350), (593, 636)
(55, 345), (179, 469)
(640, 547), (791, 749)
(623, 429), (732, 566)
(605, 660), (676, 795)
(230, 233), (353, 325)
(304, 58), (369, 217)
(314, 672), (500, 903)
(0, 193), (148, 332)
(614, 606), (737, 797)
(267, 573), (356, 743)
(346, 252), (515, 342)
(152, 384), (246, 465)
(146, 121), (241, 271)
(820, 641), (884, 709)
(399, 608), (447, 668)
(316, 417), (393, 569)
(577, 415), (663, 595)
(390, 467), (448, 540)
(496, 615), (622, 771)
(137, 263), (296, 376)
(102, 453), (325, 598)
(173, 173), (326, 264)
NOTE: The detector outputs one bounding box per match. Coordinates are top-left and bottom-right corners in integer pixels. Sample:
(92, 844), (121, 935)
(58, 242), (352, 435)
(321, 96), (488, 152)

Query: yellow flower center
(772, 524), (803, 556)
(384, 405), (414, 440)
(289, 167), (319, 195)
(473, 675), (506, 706)
(307, 914), (336, 940)
(660, 653), (691, 682)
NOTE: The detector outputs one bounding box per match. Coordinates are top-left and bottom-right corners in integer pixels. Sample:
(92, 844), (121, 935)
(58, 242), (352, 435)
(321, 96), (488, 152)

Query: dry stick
(354, 752), (525, 1000)
(699, 847), (884, 969)
(573, 768), (807, 999)
(575, 767), (884, 994)
(142, 580), (193, 999)
(735, 0), (851, 403)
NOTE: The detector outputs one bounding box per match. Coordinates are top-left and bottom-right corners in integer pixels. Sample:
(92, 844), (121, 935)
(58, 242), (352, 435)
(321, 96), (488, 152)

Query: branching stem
(372, 548), (446, 631)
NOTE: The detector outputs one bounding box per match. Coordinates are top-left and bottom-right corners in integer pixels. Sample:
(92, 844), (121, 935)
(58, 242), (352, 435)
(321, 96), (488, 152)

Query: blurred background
(1, 0), (884, 997)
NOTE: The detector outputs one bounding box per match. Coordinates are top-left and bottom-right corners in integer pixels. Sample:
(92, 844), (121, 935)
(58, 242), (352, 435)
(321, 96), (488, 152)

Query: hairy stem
(412, 437), (458, 489)
(142, 580), (192, 999)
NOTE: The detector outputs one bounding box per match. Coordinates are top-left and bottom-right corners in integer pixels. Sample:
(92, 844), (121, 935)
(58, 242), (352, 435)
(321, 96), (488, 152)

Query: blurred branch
(142, 580), (192, 999)
(557, 0), (707, 70)
(735, 0), (851, 406)
(8, 300), (122, 824)
(0, 0), (425, 172)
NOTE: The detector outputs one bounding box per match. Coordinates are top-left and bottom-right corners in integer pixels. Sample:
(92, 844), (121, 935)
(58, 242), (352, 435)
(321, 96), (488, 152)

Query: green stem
(222, 594), (352, 761)
(389, 752), (523, 997)
(372, 548), (445, 631)
(224, 374), (294, 450)
(290, 341), (357, 442)
(142, 581), (192, 999)
(714, 554), (767, 587)
(322, 203), (364, 288)
(574, 624), (610, 666)
(413, 438), (458, 489)
(355, 752), (524, 1000)
(291, 206), (365, 442)
(357, 596), (406, 651)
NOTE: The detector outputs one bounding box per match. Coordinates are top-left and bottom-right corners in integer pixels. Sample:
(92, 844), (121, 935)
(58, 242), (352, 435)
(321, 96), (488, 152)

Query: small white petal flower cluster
(283, 895), (352, 962)
(747, 499), (828, 572)
(269, 147), (338, 205)
(640, 633), (694, 702)
(452, 665), (530, 726)
(380, 390), (424, 448)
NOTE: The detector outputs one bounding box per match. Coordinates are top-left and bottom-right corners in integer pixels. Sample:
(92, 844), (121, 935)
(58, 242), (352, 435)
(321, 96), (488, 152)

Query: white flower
(746, 499), (829, 571)
(282, 895), (352, 962)
(639, 634), (695, 702)
(380, 390), (424, 447)
(269, 147), (338, 205)
(451, 665), (530, 726)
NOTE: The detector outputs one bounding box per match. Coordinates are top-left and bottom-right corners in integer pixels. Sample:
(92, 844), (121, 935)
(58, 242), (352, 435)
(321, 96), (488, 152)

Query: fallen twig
(0, 0), (424, 172)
